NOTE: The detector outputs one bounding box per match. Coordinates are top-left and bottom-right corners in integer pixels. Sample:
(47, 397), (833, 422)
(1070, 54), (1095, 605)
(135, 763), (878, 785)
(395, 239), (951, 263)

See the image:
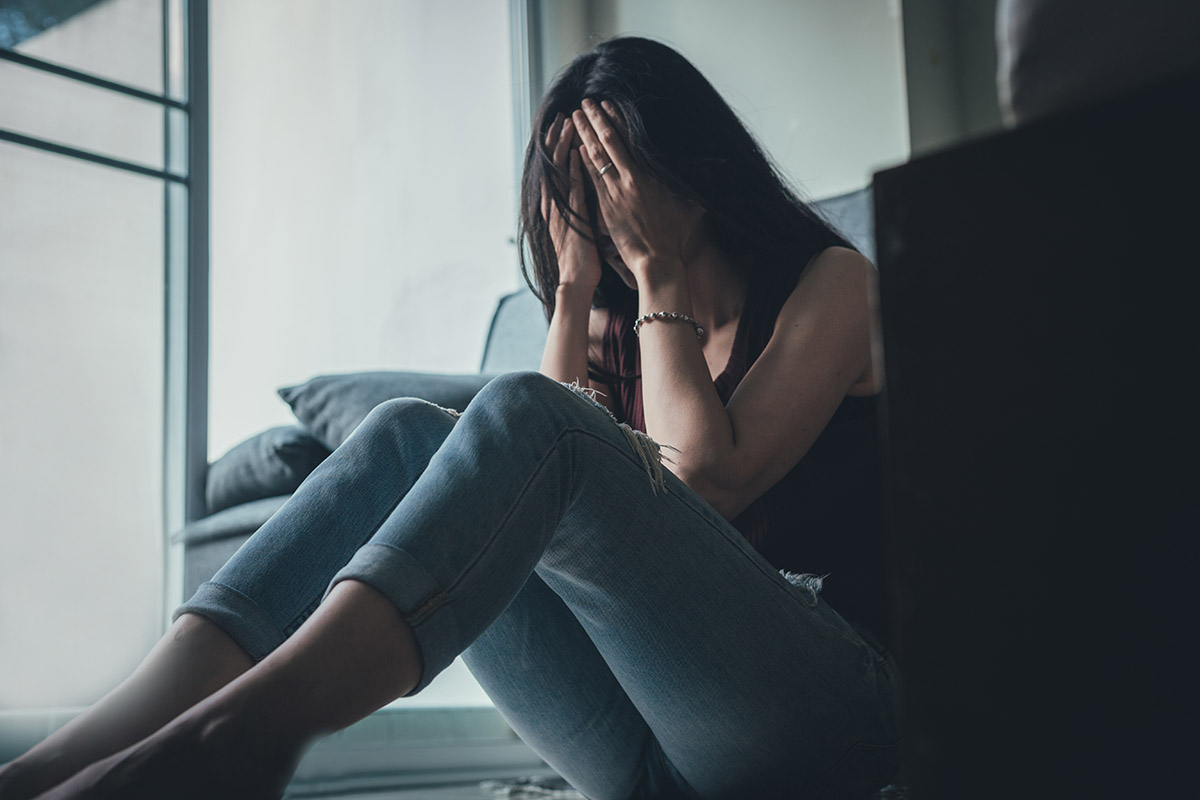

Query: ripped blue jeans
(174, 371), (901, 800)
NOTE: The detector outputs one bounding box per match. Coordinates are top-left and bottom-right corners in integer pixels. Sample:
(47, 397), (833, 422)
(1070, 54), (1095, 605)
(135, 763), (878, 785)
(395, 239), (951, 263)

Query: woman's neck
(682, 232), (748, 333)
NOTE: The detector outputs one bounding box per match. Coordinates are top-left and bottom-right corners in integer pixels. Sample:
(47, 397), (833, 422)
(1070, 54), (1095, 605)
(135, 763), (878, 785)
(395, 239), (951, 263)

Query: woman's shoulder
(760, 246), (875, 334)
(758, 245), (882, 396)
(798, 245), (875, 283)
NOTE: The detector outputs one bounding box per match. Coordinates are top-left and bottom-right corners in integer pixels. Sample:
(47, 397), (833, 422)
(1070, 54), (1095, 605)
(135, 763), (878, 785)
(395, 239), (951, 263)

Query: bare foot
(29, 709), (304, 800)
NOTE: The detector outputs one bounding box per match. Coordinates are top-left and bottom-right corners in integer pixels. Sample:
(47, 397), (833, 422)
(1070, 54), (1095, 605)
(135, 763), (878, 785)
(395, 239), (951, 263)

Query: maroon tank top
(600, 283), (891, 644)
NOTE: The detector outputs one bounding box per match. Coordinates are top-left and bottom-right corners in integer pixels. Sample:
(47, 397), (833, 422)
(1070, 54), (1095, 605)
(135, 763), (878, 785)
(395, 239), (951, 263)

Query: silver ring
(598, 162), (615, 177)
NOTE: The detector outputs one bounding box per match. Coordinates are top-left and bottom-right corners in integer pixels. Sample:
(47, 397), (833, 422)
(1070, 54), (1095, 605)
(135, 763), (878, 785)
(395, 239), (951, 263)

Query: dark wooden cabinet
(874, 69), (1200, 798)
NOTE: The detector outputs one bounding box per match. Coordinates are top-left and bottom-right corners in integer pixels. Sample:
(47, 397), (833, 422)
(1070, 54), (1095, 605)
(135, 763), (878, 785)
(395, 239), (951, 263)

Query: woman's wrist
(630, 257), (688, 293)
(555, 281), (596, 307)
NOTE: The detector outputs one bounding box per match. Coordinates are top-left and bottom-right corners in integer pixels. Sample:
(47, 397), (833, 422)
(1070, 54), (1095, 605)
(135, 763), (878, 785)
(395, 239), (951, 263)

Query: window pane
(0, 141), (164, 709)
(2, 0), (164, 95)
(0, 58), (165, 171)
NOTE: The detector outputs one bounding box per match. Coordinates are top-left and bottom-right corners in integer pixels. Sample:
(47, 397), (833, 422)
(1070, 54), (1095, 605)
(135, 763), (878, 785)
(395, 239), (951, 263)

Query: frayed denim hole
(781, 570), (828, 607)
(558, 380), (680, 496)
(558, 379), (619, 423)
(425, 400), (461, 418)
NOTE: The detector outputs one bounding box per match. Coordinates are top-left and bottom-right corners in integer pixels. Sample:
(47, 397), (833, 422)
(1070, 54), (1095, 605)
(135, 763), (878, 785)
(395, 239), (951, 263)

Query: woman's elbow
(672, 465), (750, 522)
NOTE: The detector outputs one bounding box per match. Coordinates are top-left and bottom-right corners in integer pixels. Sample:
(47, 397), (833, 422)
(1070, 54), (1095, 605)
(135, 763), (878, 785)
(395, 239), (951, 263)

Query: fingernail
(562, 116), (572, 130)
(582, 98), (595, 108)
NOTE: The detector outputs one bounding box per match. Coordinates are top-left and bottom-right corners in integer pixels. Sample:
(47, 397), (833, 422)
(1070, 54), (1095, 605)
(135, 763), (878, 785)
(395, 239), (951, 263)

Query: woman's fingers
(552, 116), (575, 168)
(544, 112), (562, 148)
(600, 100), (629, 139)
(542, 114), (577, 224)
(572, 108), (613, 180)
(577, 98), (634, 177)
(573, 133), (610, 202)
(568, 148), (588, 205)
(541, 113), (562, 222)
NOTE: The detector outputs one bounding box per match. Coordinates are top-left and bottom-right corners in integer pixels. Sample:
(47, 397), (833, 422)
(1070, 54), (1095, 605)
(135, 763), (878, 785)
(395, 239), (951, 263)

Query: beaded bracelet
(633, 311), (705, 338)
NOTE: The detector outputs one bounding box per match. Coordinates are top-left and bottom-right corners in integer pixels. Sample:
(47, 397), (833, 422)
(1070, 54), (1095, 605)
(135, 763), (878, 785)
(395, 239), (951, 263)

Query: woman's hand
(572, 99), (704, 285)
(542, 113), (602, 293)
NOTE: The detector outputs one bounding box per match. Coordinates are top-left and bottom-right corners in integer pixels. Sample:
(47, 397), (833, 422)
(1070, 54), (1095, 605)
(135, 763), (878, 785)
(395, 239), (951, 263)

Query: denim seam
(205, 581), (290, 643)
(557, 426), (836, 619)
(331, 540), (452, 629)
(657, 481), (824, 612)
(657, 483), (873, 652)
(430, 421), (677, 603)
(283, 595), (323, 638)
(441, 428), (575, 597)
(183, 581), (290, 660)
(405, 588), (450, 627)
(307, 453), (434, 625)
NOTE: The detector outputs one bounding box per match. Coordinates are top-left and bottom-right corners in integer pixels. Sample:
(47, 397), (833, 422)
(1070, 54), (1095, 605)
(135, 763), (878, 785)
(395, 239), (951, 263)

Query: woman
(0, 37), (898, 800)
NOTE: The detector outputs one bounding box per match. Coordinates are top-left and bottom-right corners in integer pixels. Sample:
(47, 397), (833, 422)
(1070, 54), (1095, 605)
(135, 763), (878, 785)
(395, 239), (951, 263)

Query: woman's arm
(572, 98), (875, 519)
(535, 112), (620, 415)
(636, 248), (876, 520)
(535, 113), (597, 387)
(538, 283), (593, 386)
(538, 291), (619, 416)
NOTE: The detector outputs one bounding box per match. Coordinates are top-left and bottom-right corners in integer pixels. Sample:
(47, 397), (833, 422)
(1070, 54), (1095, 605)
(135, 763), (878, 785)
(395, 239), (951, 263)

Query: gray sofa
(175, 187), (874, 601)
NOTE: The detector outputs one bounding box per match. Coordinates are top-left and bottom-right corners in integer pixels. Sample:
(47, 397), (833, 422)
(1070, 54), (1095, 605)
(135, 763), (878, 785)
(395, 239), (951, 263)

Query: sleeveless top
(600, 280), (891, 646)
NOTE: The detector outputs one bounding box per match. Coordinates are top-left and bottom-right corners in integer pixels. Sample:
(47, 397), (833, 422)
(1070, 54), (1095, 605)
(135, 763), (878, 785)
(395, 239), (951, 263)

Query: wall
(901, 0), (1003, 155)
(207, 0), (518, 707)
(207, 0), (520, 460)
(535, 0), (911, 200)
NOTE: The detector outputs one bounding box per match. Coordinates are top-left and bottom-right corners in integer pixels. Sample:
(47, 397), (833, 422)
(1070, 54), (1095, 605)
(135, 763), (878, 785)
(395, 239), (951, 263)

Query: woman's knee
(359, 396), (457, 431)
(473, 370), (601, 422)
(475, 370), (558, 402)
(350, 397), (459, 450)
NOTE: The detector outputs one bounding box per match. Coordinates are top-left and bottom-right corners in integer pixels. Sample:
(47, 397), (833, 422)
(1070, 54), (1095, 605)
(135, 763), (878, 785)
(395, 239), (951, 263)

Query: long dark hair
(518, 36), (852, 384)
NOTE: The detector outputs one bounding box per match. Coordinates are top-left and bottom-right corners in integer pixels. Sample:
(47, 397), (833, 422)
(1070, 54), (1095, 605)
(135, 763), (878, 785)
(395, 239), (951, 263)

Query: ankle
(197, 698), (308, 768)
(189, 704), (309, 797)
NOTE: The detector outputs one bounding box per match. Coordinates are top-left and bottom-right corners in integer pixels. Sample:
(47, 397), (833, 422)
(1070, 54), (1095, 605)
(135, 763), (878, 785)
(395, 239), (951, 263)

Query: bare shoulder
(788, 245), (874, 305)
(771, 245), (882, 395)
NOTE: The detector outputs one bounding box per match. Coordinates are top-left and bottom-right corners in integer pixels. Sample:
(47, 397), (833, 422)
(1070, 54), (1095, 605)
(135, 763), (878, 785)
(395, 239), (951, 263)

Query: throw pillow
(277, 371), (497, 451)
(206, 425), (331, 515)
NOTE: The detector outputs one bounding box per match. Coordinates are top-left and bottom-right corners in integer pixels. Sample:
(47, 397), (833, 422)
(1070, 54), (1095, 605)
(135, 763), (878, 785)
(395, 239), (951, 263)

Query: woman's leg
(33, 372), (897, 798)
(461, 575), (662, 800)
(321, 371), (900, 797)
(32, 579), (425, 800)
(0, 397), (460, 800)
(0, 615), (251, 800)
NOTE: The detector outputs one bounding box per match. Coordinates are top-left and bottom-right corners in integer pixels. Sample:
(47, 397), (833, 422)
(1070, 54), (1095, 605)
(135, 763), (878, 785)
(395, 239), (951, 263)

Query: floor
(328, 788), (495, 799)
(292, 774), (582, 800)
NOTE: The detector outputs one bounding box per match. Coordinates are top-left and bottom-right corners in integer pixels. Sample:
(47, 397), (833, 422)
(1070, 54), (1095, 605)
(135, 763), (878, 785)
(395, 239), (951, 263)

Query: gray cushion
(480, 288), (549, 374)
(175, 495), (291, 546)
(277, 371), (498, 451)
(815, 186), (875, 264)
(205, 426), (330, 515)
